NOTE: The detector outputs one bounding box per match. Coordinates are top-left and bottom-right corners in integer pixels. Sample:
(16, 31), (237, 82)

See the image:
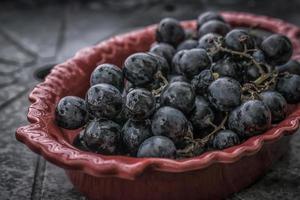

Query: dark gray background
(0, 0), (300, 199)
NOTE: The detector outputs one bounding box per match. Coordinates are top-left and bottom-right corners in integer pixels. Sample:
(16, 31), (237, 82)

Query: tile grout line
(0, 26), (39, 60)
(0, 57), (23, 66)
(54, 4), (68, 58)
(31, 156), (46, 200)
(0, 88), (29, 111)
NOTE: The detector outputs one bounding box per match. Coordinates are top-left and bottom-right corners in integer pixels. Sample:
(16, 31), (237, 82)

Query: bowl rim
(16, 11), (300, 180)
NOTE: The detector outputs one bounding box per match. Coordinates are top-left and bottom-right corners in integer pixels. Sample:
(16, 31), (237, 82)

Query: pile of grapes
(55, 12), (300, 159)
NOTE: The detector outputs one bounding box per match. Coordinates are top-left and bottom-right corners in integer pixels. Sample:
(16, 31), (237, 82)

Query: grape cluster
(55, 11), (300, 159)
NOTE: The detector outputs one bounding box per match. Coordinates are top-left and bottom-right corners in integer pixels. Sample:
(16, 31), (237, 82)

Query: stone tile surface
(0, 5), (63, 59)
(0, 93), (38, 200)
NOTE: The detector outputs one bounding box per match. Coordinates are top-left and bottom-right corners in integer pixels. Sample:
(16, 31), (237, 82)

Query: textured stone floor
(0, 1), (300, 199)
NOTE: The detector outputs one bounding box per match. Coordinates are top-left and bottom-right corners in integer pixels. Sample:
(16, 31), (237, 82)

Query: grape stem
(213, 39), (277, 100)
(207, 119), (218, 129)
(176, 113), (228, 158)
(176, 141), (199, 158)
(213, 39), (275, 79)
(152, 71), (168, 96)
(196, 113), (228, 145)
(254, 73), (271, 85)
(217, 44), (266, 75)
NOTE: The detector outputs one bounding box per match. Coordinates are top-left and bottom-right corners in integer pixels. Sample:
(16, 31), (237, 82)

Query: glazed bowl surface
(16, 11), (300, 200)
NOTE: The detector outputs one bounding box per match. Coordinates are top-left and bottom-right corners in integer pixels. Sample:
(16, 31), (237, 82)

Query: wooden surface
(1, 1), (300, 199)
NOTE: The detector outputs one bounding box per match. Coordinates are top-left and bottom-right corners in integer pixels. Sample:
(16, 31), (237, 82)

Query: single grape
(151, 106), (190, 144)
(228, 100), (271, 138)
(175, 48), (211, 79)
(276, 74), (300, 103)
(212, 130), (240, 150)
(156, 18), (185, 47)
(125, 88), (155, 120)
(86, 83), (122, 119)
(198, 20), (231, 37)
(55, 96), (88, 129)
(137, 136), (176, 158)
(208, 77), (242, 111)
(150, 43), (175, 65)
(261, 34), (293, 65)
(191, 69), (215, 95)
(122, 119), (152, 156)
(197, 11), (225, 29)
(90, 63), (123, 91)
(276, 60), (300, 75)
(123, 52), (159, 86)
(176, 39), (199, 52)
(211, 57), (242, 80)
(198, 33), (223, 61)
(190, 96), (215, 130)
(259, 91), (288, 123)
(160, 81), (195, 114)
(83, 119), (121, 154)
(225, 29), (254, 52)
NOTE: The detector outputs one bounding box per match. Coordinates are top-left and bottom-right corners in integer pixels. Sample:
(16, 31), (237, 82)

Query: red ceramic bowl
(16, 12), (300, 200)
